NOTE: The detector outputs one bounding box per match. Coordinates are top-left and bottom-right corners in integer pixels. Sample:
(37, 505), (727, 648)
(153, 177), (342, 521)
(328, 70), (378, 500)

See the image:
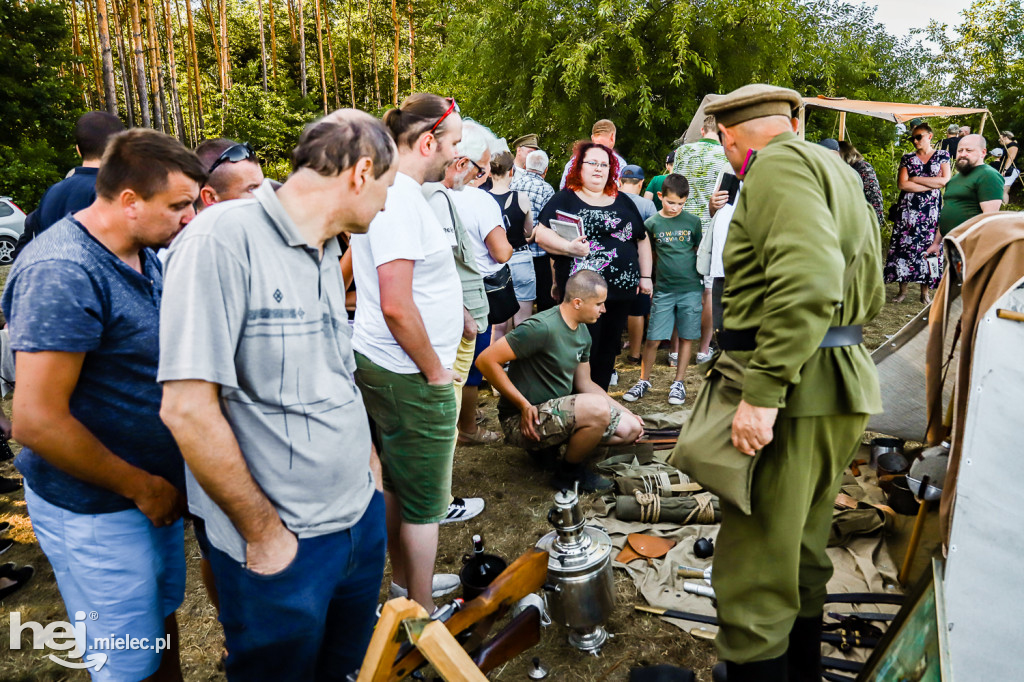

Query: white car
(0, 197), (26, 265)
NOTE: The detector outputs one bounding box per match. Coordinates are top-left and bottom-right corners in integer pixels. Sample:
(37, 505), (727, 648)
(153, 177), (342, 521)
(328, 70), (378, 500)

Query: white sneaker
(668, 380), (687, 406)
(609, 370), (619, 386)
(389, 573), (461, 599)
(696, 351), (714, 364)
(623, 379), (651, 403)
(440, 497), (485, 524)
(668, 352), (678, 368)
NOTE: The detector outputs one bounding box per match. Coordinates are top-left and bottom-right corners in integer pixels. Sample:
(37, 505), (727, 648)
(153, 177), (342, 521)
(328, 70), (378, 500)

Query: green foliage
(203, 79), (316, 180)
(923, 0), (1024, 135)
(420, 0), (929, 183)
(0, 0), (83, 209)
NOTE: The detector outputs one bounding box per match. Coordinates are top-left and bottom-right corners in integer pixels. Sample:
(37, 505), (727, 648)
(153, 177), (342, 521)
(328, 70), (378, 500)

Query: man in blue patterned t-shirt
(3, 129), (205, 682)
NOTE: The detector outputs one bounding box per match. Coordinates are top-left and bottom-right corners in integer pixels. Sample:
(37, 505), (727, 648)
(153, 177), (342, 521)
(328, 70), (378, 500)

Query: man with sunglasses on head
(194, 138), (265, 208)
(351, 93), (466, 612)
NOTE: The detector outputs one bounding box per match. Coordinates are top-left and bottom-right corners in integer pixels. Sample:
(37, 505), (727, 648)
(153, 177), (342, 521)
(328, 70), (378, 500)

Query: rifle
(386, 548), (549, 681)
(470, 605), (541, 674)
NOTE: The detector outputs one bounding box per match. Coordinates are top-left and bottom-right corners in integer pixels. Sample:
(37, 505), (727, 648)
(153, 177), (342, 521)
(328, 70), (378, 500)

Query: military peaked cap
(705, 84), (803, 127)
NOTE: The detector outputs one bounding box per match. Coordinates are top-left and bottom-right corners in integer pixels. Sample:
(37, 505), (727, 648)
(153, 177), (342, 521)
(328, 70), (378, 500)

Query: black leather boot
(786, 616), (823, 682)
(710, 655), (787, 682)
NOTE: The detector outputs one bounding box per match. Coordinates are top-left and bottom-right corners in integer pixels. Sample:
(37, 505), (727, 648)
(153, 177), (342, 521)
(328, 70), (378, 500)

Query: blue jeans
(201, 491), (386, 681)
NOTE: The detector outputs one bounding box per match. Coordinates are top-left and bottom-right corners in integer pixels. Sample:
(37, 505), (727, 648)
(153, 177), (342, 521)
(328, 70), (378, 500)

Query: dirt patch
(0, 284), (918, 680)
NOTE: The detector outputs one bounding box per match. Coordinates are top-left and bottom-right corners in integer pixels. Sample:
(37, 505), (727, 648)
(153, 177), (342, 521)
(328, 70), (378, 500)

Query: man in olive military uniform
(683, 85), (884, 681)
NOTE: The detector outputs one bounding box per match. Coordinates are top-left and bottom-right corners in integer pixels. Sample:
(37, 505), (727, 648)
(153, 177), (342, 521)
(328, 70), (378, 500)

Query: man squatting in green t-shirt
(623, 174), (704, 407)
(476, 270), (645, 492)
(926, 133), (1004, 256)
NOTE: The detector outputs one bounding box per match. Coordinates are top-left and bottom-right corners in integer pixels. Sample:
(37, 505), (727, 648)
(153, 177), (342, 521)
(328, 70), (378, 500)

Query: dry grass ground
(0, 276), (920, 681)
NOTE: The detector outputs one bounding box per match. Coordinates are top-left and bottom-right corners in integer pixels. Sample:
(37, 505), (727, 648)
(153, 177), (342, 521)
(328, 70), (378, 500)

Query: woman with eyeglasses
(883, 122), (951, 304)
(533, 142), (653, 390)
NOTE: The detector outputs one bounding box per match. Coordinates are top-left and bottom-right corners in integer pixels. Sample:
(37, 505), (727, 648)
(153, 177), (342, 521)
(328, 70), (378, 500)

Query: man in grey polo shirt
(158, 109), (397, 681)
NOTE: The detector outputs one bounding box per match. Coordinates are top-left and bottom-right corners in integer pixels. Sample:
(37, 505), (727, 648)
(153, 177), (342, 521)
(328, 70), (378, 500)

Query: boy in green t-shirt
(624, 174), (703, 406)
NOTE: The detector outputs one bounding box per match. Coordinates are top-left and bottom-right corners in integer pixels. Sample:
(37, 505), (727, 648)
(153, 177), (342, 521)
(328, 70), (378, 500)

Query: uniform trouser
(713, 412), (868, 664)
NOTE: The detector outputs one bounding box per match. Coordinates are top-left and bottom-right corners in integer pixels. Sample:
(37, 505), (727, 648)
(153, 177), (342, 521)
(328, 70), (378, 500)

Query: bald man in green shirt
(673, 85), (884, 682)
(926, 133), (1003, 255)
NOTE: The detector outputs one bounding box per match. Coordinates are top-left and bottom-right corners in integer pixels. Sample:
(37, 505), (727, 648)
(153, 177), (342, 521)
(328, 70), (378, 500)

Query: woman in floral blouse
(883, 123), (951, 304)
(534, 142), (653, 389)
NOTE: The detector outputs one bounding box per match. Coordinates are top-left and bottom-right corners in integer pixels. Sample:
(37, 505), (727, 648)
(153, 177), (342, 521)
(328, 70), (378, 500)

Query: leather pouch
(615, 533), (677, 565)
(668, 352), (762, 515)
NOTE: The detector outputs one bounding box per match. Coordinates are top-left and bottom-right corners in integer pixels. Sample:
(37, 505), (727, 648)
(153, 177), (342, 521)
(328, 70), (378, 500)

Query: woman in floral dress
(883, 123), (951, 304)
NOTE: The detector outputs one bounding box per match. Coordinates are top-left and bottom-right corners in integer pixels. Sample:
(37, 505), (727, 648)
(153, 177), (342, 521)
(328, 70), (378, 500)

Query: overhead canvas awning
(802, 97), (989, 124)
(798, 97), (992, 141)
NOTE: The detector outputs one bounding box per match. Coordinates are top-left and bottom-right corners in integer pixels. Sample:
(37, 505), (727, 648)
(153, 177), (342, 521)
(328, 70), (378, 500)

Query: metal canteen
(536, 482), (615, 655)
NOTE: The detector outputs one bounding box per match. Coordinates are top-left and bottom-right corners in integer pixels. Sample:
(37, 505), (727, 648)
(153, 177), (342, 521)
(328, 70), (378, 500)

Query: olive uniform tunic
(712, 131), (884, 663)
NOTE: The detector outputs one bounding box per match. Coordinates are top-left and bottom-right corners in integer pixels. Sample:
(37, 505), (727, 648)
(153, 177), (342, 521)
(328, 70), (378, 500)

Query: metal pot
(877, 451), (910, 479)
(886, 476), (920, 515)
(537, 484), (616, 654)
(870, 437), (904, 468)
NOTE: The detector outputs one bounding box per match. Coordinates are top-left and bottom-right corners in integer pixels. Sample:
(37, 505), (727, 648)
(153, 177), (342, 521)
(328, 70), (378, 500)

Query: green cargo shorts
(500, 394), (622, 451)
(354, 352), (457, 524)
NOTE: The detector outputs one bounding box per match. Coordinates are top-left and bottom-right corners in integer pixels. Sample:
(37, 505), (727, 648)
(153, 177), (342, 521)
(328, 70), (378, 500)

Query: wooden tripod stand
(355, 548), (549, 682)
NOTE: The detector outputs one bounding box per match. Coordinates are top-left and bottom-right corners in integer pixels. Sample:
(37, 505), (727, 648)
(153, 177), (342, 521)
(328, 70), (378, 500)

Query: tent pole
(798, 105), (806, 140)
(838, 112), (846, 141)
(979, 112), (988, 136)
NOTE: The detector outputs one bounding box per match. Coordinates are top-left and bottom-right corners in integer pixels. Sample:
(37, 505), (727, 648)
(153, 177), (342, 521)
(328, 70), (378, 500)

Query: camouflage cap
(705, 84), (803, 128)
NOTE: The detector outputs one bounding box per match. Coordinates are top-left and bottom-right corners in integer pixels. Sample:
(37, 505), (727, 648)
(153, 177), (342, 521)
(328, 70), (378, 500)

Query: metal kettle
(536, 482), (615, 654)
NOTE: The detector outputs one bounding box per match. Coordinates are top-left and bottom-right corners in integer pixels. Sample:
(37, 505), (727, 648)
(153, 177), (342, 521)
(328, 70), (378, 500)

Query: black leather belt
(717, 325), (863, 352)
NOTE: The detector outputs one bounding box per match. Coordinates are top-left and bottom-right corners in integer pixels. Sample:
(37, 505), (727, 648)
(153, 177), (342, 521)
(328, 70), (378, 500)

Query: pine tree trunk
(406, 0), (414, 91)
(162, 0), (185, 141)
(257, 0), (267, 91)
(96, 0), (119, 112)
(313, 0), (327, 113)
(268, 0), (278, 84)
(367, 0), (380, 108)
(185, 0), (204, 134)
(219, 0), (229, 109)
(345, 0), (354, 106)
(85, 0), (105, 105)
(143, 0), (166, 131)
(324, 0), (341, 109)
(172, 0), (196, 143)
(69, 0), (89, 107)
(390, 0), (398, 106)
(286, 0), (296, 43)
(297, 0), (307, 97)
(111, 0), (137, 126)
(129, 0), (152, 127)
(201, 0), (220, 74)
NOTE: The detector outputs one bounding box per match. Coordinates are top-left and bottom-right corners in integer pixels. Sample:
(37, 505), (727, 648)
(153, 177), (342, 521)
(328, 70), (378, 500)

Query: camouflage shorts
(500, 394), (622, 451)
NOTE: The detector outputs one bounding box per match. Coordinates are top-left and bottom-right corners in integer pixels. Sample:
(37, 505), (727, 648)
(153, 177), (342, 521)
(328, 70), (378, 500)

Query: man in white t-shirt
(350, 93), (464, 612)
(437, 121), (512, 445)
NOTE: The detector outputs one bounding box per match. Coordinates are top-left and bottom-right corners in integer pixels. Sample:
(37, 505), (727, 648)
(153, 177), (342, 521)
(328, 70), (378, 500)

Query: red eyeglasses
(429, 98), (460, 134)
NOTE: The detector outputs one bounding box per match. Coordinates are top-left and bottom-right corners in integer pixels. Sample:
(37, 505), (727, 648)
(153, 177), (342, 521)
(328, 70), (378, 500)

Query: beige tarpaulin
(801, 97), (989, 124)
(592, 464), (902, 663)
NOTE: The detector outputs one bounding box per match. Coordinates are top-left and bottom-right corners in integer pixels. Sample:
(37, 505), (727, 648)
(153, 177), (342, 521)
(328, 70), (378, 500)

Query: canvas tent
(682, 94), (992, 145)
(799, 96), (992, 141)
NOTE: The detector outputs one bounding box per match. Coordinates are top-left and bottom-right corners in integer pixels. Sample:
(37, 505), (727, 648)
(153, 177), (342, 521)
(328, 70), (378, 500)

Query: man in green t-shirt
(624, 174), (703, 407)
(928, 134), (1003, 254)
(476, 270), (644, 492)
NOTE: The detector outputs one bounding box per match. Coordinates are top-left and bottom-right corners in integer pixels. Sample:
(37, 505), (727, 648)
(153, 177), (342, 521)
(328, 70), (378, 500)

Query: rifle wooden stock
(470, 605), (541, 674)
(388, 548), (549, 681)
